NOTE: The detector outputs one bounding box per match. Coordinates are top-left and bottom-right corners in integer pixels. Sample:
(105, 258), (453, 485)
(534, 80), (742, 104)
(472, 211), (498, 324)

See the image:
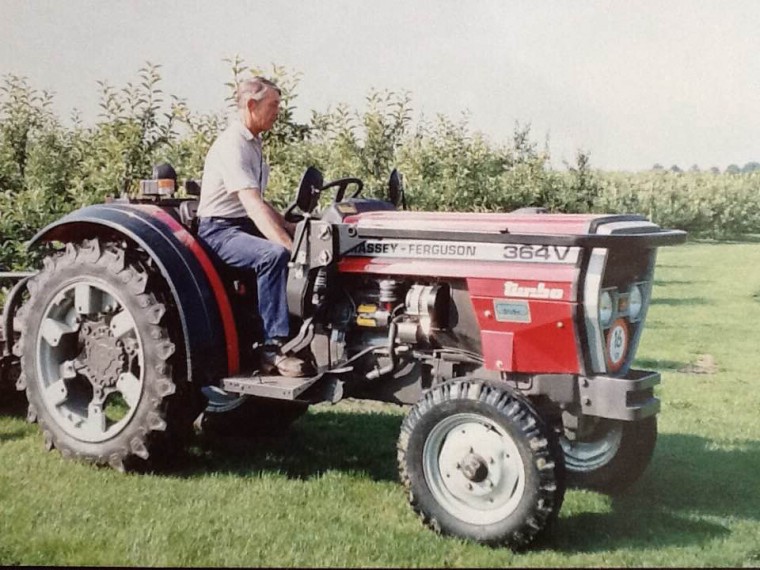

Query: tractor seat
(178, 179), (202, 233)
(179, 199), (200, 233)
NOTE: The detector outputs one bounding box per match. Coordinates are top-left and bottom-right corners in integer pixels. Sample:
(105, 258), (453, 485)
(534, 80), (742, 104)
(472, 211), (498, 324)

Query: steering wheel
(321, 177), (364, 203)
(282, 175), (363, 222)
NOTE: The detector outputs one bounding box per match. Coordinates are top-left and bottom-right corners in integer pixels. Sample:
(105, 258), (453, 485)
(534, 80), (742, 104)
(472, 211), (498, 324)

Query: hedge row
(1, 61), (758, 272)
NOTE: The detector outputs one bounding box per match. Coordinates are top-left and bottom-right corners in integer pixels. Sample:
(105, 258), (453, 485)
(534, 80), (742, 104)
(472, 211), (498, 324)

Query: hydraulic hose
(365, 314), (403, 381)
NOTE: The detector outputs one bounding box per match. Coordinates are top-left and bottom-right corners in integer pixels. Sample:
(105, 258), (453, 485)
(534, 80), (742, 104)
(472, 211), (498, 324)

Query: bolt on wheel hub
(78, 321), (128, 388)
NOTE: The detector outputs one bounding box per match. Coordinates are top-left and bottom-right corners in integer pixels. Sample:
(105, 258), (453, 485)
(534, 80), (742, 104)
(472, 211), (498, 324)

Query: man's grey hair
(236, 77), (281, 109)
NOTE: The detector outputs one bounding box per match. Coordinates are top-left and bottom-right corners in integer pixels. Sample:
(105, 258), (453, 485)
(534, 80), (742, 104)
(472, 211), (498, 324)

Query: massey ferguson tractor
(0, 167), (685, 548)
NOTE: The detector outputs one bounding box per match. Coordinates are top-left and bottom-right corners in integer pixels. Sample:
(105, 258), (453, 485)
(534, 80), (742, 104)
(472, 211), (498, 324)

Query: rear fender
(27, 204), (239, 384)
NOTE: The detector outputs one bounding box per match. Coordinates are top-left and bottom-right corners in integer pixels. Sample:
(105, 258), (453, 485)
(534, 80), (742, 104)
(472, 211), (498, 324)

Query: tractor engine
(327, 277), (453, 383)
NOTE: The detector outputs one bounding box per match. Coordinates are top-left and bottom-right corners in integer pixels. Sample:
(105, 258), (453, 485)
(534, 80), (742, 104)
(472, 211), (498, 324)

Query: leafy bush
(1, 58), (758, 273)
(0, 75), (77, 269)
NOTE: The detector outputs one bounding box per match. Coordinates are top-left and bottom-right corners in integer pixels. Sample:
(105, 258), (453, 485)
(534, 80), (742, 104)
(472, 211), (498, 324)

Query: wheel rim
(35, 279), (145, 443)
(201, 386), (248, 413)
(561, 418), (623, 472)
(422, 413), (526, 525)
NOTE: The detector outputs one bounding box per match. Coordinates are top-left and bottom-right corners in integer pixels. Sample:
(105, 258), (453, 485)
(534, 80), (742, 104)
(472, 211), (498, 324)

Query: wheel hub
(423, 415), (526, 525)
(460, 452), (489, 483)
(78, 320), (127, 389)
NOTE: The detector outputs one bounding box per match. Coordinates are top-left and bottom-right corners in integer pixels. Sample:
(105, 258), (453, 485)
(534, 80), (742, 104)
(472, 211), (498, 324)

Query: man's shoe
(260, 347), (316, 378)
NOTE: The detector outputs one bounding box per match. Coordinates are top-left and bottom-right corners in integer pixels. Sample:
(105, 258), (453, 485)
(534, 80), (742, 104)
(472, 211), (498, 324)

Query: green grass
(1, 240), (760, 567)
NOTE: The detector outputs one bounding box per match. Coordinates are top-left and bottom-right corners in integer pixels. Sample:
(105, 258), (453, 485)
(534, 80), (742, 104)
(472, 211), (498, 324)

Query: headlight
(599, 290), (614, 327)
(629, 284), (644, 321)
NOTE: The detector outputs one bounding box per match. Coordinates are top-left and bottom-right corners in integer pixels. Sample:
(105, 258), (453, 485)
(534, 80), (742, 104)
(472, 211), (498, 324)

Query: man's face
(251, 90), (281, 133)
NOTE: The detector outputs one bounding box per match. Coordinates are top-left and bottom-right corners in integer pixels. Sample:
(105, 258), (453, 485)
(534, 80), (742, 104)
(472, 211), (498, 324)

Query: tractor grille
(582, 239), (658, 377)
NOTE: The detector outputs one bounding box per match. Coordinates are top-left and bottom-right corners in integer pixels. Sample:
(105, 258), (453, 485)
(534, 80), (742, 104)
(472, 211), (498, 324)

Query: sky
(1, 0), (758, 171)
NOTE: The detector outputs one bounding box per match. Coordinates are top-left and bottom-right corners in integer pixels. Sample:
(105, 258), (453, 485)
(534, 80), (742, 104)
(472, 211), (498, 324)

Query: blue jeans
(198, 217), (290, 342)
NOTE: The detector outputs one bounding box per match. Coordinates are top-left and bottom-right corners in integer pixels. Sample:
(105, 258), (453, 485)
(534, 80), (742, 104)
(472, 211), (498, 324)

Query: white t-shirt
(197, 118), (270, 218)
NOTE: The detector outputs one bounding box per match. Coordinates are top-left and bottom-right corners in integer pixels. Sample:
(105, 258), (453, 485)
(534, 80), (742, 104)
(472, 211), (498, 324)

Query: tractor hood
(342, 211), (669, 238)
(336, 209), (686, 282)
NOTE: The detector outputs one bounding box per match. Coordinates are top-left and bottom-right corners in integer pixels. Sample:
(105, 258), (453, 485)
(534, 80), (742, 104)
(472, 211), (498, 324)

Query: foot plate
(220, 372), (322, 400)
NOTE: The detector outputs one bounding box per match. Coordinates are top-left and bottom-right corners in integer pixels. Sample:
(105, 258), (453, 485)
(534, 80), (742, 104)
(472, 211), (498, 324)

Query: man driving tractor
(197, 76), (313, 377)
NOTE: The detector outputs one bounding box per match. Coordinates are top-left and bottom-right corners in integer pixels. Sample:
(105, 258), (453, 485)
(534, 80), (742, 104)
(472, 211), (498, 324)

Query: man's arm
(237, 188), (294, 249)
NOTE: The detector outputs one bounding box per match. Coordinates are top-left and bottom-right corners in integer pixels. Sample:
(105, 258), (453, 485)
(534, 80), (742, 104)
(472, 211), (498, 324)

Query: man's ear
(246, 96), (257, 114)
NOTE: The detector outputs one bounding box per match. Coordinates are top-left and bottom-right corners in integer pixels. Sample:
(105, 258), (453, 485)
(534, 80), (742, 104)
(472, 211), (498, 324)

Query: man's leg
(199, 218), (289, 341)
(198, 218), (312, 377)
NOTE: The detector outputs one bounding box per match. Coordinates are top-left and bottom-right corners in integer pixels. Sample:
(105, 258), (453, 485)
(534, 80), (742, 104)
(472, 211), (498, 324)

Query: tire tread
(397, 378), (565, 549)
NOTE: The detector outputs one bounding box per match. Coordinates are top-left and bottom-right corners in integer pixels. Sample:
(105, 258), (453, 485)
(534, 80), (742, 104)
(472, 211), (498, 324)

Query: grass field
(1, 240), (759, 567)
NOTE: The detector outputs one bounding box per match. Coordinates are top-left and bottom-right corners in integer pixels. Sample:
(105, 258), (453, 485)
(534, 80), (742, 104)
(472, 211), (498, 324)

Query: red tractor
(0, 167), (685, 548)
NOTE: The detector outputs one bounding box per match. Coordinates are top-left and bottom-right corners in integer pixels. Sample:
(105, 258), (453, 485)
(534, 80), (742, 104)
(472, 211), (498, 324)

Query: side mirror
(297, 166), (323, 213)
(388, 168), (406, 209)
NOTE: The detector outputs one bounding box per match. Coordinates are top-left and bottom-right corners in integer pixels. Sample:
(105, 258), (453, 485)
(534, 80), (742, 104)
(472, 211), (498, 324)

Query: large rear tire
(560, 415), (657, 494)
(17, 239), (194, 470)
(398, 380), (565, 549)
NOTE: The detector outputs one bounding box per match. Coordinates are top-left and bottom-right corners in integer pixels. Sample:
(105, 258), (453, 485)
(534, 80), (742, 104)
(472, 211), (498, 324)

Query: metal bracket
(577, 369), (661, 421)
(281, 317), (315, 355)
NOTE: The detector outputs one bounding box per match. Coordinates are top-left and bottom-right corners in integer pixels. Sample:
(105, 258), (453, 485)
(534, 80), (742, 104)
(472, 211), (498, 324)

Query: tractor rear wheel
(560, 415), (657, 494)
(17, 239), (193, 470)
(197, 389), (309, 436)
(397, 380), (565, 549)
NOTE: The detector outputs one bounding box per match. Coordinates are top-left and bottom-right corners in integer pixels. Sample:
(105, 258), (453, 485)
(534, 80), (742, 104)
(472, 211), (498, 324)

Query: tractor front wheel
(397, 380), (565, 549)
(18, 239), (193, 470)
(560, 415), (657, 494)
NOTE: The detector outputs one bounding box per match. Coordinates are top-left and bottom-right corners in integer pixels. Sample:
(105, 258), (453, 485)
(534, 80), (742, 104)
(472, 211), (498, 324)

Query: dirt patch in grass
(678, 353), (718, 374)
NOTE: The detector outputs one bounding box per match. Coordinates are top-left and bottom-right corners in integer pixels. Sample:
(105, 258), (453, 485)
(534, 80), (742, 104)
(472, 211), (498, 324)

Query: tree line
(652, 163), (760, 174)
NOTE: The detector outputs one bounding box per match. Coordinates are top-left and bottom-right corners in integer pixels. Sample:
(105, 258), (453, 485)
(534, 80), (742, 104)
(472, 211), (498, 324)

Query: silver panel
(345, 238), (581, 264)
(221, 374), (322, 400)
(595, 220), (661, 235)
(583, 248), (608, 373)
